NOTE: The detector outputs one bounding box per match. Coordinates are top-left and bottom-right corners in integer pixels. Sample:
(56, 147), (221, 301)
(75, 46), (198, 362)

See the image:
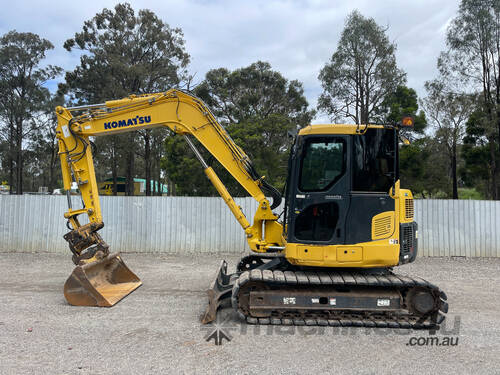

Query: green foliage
(195, 61), (314, 126)
(318, 10), (406, 124)
(376, 86), (427, 134)
(0, 31), (62, 193)
(60, 3), (190, 102)
(421, 78), (475, 198)
(163, 114), (297, 197)
(226, 114), (296, 193)
(399, 137), (451, 198)
(438, 0), (500, 199)
(163, 134), (216, 196)
(60, 3), (190, 195)
(460, 109), (495, 197)
(165, 62), (313, 196)
(458, 187), (484, 200)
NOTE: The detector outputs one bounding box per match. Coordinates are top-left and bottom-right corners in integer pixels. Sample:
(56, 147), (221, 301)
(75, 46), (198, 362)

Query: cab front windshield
(299, 137), (346, 192)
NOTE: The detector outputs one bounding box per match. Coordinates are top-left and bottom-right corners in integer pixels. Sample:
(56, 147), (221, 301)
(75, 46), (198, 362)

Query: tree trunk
(156, 167), (162, 196)
(8, 127), (14, 194)
(489, 138), (498, 200)
(125, 149), (135, 196)
(48, 141), (57, 192)
(111, 142), (118, 195)
(496, 107), (500, 200)
(16, 152), (22, 194)
(166, 176), (175, 196)
(451, 142), (458, 199)
(144, 130), (151, 196)
(152, 168), (156, 196)
(15, 122), (23, 195)
(112, 166), (118, 195)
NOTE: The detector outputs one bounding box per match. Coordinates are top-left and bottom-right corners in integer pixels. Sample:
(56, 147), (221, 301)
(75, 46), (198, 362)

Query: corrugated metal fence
(0, 195), (499, 256)
(415, 199), (500, 257)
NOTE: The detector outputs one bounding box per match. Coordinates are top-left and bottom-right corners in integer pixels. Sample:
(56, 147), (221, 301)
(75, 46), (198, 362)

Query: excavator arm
(55, 89), (284, 307)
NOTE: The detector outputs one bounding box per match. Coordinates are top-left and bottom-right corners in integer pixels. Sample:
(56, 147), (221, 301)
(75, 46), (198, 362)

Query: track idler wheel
(406, 287), (439, 316)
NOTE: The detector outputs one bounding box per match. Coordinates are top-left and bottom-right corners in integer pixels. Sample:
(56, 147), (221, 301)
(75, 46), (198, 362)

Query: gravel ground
(0, 252), (498, 375)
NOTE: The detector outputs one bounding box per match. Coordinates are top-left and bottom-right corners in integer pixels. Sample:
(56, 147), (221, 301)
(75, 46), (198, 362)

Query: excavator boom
(55, 89), (283, 307)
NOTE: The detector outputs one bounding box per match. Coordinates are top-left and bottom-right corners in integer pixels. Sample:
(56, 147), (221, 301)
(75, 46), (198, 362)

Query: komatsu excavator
(55, 89), (448, 329)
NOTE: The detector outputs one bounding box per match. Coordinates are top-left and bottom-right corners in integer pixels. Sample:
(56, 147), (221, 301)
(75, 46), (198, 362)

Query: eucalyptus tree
(439, 0), (500, 198)
(60, 3), (190, 195)
(0, 31), (61, 194)
(164, 62), (314, 196)
(318, 10), (406, 124)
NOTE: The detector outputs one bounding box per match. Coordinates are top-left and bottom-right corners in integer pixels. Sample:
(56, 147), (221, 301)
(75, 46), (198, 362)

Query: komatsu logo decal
(104, 115), (151, 129)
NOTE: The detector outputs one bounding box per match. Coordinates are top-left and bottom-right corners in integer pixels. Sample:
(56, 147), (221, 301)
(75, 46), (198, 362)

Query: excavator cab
(285, 126), (401, 259)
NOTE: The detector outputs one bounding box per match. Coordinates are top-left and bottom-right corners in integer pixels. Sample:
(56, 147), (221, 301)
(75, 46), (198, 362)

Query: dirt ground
(0, 252), (498, 374)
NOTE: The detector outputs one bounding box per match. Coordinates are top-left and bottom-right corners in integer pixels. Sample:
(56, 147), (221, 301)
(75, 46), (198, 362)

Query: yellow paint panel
(337, 246), (363, 262)
(299, 124), (385, 136)
(399, 189), (414, 223)
(296, 245), (324, 261)
(371, 211), (395, 240)
(285, 241), (400, 268)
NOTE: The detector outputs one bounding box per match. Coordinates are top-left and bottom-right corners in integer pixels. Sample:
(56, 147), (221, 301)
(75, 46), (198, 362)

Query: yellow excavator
(55, 89), (448, 328)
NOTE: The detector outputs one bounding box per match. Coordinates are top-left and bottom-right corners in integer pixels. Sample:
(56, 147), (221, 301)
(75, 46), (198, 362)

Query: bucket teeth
(64, 252), (141, 307)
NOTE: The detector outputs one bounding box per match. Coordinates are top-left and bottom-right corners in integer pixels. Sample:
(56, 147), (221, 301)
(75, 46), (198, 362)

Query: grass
(458, 187), (484, 200)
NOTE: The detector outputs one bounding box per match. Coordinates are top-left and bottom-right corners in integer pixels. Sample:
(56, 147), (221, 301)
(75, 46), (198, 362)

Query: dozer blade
(201, 260), (236, 324)
(64, 252), (142, 307)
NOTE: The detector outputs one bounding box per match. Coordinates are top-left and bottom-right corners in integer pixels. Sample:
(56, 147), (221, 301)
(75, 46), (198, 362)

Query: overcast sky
(0, 0), (460, 122)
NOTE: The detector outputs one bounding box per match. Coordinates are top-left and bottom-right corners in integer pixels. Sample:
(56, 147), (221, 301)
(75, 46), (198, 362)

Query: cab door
(345, 128), (397, 244)
(286, 135), (350, 245)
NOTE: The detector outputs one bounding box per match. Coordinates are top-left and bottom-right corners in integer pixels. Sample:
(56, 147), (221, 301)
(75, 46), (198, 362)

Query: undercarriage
(203, 255), (448, 329)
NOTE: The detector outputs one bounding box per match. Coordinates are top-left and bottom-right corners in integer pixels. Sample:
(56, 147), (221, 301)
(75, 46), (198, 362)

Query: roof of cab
(298, 124), (385, 136)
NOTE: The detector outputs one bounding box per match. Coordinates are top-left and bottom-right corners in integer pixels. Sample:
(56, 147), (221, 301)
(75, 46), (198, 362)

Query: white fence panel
(1, 195), (499, 256)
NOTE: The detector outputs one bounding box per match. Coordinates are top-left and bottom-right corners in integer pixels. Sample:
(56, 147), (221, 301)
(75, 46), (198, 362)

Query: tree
(440, 0), (500, 198)
(25, 94), (65, 192)
(422, 79), (475, 199)
(163, 62), (313, 196)
(195, 61), (313, 125)
(461, 109), (493, 197)
(376, 85), (427, 135)
(0, 31), (62, 194)
(163, 133), (216, 196)
(318, 10), (406, 124)
(60, 3), (190, 195)
(399, 136), (454, 198)
(226, 114), (296, 193)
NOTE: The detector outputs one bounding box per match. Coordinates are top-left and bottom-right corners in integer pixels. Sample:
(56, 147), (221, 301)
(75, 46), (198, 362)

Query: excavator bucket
(64, 252), (142, 307)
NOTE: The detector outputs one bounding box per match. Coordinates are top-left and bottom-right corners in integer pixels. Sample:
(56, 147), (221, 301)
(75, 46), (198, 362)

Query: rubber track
(231, 269), (448, 329)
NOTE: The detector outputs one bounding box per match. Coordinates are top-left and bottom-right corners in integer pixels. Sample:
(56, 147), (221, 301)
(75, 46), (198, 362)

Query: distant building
(0, 181), (9, 194)
(98, 177), (168, 196)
